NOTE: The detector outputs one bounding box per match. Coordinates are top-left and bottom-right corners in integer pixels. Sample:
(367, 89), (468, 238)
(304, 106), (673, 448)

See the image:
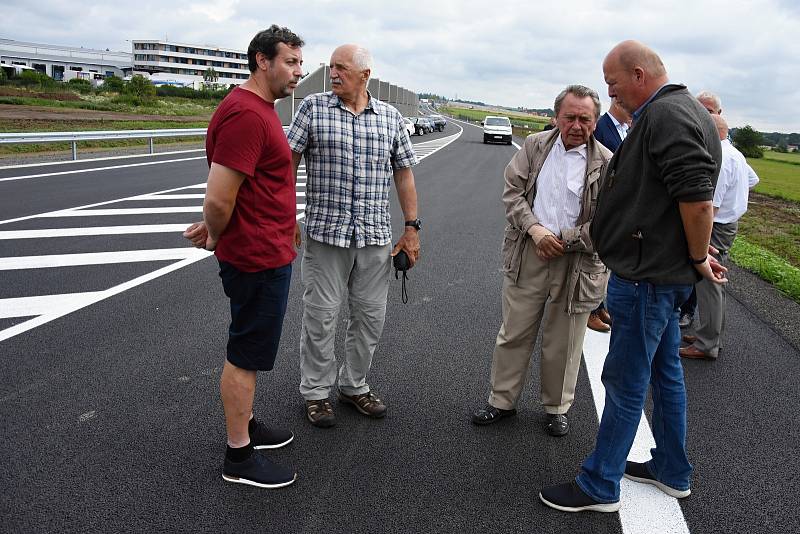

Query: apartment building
(131, 40), (250, 87)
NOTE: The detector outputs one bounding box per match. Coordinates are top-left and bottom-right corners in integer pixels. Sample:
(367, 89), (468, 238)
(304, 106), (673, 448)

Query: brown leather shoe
(597, 308), (612, 325)
(682, 335), (697, 344)
(338, 391), (387, 418)
(587, 312), (611, 333)
(679, 345), (714, 360)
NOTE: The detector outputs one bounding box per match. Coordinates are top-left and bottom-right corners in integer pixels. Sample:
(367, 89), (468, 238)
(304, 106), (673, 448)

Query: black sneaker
(471, 404), (517, 425)
(249, 418), (293, 450)
(624, 461), (691, 498)
(539, 481), (620, 513)
(222, 453), (296, 489)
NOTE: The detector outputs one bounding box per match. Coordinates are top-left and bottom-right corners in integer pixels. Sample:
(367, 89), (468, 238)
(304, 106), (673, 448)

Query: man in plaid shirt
(287, 44), (420, 427)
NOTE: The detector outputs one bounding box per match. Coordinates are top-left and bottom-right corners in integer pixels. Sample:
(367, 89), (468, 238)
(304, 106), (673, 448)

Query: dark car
(420, 117), (435, 133)
(429, 115), (447, 131)
(408, 117), (430, 136)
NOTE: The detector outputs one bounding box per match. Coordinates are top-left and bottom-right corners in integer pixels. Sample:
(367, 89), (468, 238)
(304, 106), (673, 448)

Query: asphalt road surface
(1, 121), (798, 533)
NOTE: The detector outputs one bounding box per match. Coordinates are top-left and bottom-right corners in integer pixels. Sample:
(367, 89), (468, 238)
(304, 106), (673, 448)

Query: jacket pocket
(501, 226), (523, 273)
(576, 253), (609, 304)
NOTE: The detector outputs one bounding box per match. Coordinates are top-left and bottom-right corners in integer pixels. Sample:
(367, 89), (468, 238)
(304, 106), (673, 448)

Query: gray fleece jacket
(590, 84), (722, 285)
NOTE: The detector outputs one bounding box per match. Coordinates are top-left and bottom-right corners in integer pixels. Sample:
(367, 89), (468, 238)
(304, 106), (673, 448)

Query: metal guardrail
(0, 128), (207, 160)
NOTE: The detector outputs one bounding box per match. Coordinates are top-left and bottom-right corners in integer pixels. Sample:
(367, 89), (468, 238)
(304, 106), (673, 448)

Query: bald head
(710, 113), (728, 140)
(608, 40), (667, 78)
(602, 40), (669, 114)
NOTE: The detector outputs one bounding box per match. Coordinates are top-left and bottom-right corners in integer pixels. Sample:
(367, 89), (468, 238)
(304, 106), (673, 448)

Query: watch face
(406, 219), (421, 230)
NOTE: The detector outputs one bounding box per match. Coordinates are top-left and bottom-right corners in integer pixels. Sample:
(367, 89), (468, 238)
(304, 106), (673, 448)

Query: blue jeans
(576, 273), (693, 502)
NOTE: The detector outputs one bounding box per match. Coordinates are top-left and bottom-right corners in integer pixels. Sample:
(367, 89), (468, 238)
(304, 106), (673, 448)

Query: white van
(482, 116), (513, 145)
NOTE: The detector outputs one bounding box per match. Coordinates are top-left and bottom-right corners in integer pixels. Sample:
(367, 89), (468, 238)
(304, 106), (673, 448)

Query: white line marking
(0, 253), (212, 342)
(0, 149), (206, 171)
(45, 207), (203, 217)
(134, 194), (206, 200)
(0, 156), (207, 183)
(583, 330), (691, 534)
(0, 291), (102, 318)
(0, 224), (193, 240)
(0, 247), (208, 270)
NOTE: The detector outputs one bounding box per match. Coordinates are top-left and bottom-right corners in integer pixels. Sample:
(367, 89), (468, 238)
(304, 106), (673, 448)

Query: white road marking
(134, 194), (206, 200)
(0, 248), (208, 270)
(583, 330), (691, 533)
(0, 155), (207, 183)
(0, 224), (193, 240)
(0, 148), (206, 171)
(44, 207), (203, 217)
(0, 253), (211, 342)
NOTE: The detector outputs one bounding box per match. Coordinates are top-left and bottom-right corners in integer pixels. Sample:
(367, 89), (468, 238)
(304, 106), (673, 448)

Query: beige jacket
(500, 128), (612, 314)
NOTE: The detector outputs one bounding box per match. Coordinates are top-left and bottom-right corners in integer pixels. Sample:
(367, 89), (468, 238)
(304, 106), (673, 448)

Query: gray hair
(695, 90), (722, 113)
(352, 46), (373, 74)
(554, 85), (601, 119)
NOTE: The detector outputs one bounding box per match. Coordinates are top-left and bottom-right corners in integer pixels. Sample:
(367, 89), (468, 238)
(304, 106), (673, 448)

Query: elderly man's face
(329, 47), (367, 99)
(557, 93), (597, 150)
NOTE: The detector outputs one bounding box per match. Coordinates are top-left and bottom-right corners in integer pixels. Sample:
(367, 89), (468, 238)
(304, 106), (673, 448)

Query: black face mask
(393, 251), (410, 304)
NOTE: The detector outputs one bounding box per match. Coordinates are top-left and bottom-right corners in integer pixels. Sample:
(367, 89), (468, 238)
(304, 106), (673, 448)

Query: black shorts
(218, 260), (292, 371)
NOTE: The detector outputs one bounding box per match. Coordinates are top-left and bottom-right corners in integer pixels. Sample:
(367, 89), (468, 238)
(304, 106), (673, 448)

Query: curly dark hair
(247, 25), (304, 72)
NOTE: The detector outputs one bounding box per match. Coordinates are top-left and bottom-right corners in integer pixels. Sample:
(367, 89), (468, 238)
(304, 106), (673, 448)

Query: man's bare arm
(679, 200), (727, 284)
(392, 166), (420, 267)
(203, 162), (246, 250)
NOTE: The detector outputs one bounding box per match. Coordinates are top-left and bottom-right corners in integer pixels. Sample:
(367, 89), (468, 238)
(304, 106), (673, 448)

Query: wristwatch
(405, 219), (422, 231)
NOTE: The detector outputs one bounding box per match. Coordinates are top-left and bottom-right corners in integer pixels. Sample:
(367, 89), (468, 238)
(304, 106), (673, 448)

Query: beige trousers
(488, 241), (590, 414)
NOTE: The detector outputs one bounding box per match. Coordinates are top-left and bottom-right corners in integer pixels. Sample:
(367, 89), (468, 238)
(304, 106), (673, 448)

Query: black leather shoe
(545, 414), (569, 437)
(471, 404), (517, 425)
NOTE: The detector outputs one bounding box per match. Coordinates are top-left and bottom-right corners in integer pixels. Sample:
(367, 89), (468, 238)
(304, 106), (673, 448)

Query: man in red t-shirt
(183, 25), (303, 490)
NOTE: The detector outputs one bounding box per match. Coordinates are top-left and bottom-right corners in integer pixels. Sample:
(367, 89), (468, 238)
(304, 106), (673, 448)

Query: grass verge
(730, 236), (800, 302)
(748, 157), (800, 202)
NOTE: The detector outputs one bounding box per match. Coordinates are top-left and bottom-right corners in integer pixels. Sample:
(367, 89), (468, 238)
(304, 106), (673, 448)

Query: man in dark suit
(586, 97), (631, 333)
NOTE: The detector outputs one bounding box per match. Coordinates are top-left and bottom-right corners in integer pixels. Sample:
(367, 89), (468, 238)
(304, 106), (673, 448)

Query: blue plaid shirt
(287, 91), (418, 248)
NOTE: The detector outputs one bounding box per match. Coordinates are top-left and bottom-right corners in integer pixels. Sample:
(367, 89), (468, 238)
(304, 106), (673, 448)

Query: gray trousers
(694, 221), (738, 358)
(299, 237), (391, 400)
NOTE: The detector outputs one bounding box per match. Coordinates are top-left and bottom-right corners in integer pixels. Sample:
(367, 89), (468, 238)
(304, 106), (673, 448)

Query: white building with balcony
(131, 40), (250, 88)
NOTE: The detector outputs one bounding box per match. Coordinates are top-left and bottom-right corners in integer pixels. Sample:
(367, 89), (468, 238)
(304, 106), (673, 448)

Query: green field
(763, 150), (800, 165)
(440, 105), (549, 130)
(747, 157), (800, 202)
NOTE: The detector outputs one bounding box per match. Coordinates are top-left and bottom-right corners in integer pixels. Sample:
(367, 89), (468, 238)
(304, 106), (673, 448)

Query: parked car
(481, 116), (513, 145)
(420, 117), (435, 133)
(402, 117), (415, 138)
(429, 114), (447, 131)
(408, 117), (429, 136)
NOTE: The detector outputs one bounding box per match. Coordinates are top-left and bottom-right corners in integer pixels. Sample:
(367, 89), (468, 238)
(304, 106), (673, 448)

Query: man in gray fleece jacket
(540, 40), (727, 513)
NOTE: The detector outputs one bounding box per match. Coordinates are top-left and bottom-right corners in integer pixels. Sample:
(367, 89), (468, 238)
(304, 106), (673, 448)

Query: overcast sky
(4, 0), (798, 132)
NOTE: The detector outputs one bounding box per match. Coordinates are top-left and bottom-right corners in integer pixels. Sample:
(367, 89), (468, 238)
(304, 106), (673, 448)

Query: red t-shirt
(206, 87), (297, 271)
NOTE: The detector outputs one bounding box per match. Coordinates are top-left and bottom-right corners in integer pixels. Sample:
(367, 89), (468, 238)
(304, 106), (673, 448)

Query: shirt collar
(608, 112), (627, 130)
(328, 90), (377, 113)
(632, 82), (682, 121)
(555, 133), (587, 158)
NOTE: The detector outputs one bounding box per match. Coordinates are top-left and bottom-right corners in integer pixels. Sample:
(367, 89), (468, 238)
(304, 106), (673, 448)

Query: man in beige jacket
(471, 85), (612, 437)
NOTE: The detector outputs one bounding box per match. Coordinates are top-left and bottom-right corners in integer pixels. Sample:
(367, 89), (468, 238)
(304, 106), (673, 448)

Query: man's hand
(536, 234), (565, 260)
(182, 221), (216, 251)
(695, 257), (728, 284)
(183, 222), (208, 248)
(391, 228), (420, 268)
(294, 222), (302, 249)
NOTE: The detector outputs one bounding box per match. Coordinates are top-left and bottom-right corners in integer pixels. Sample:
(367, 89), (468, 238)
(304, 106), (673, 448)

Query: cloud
(2, 0), (798, 132)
